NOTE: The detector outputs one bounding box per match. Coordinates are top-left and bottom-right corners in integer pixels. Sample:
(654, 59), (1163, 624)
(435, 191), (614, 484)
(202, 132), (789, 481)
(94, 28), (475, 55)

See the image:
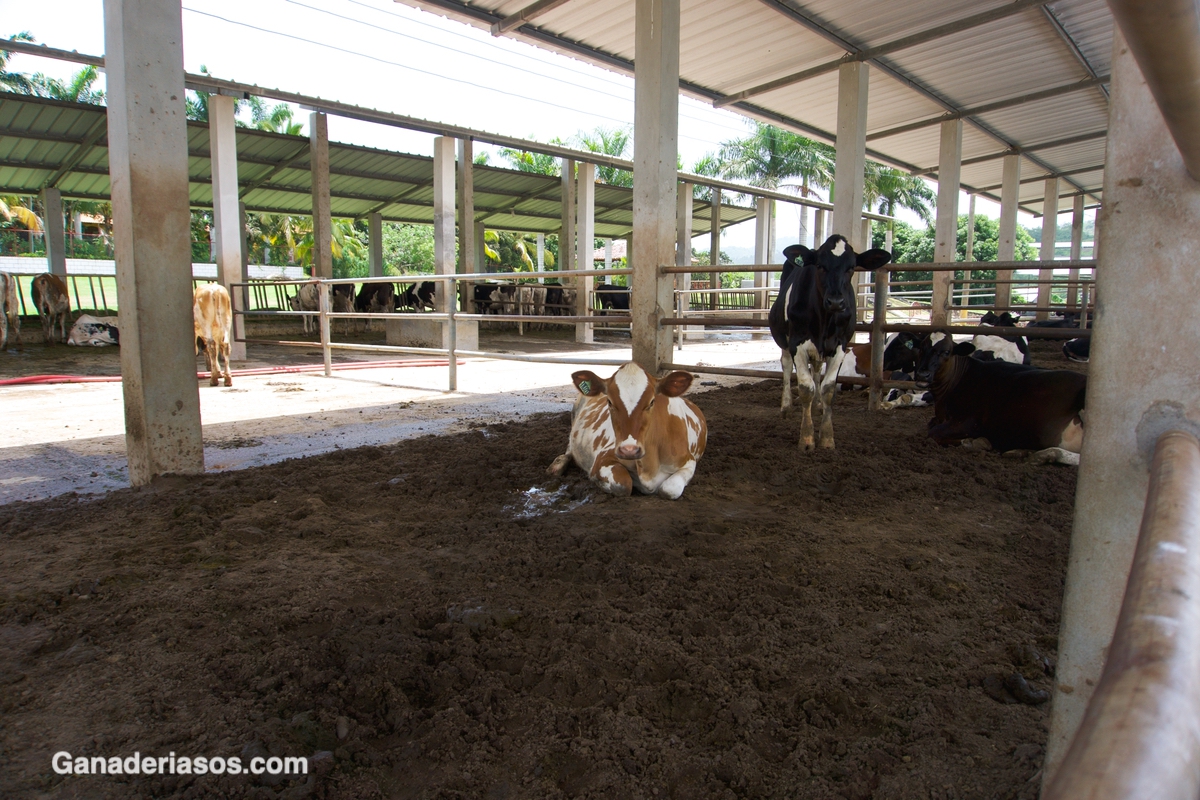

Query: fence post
(447, 277), (458, 392)
(319, 282), (332, 377)
(868, 267), (888, 410)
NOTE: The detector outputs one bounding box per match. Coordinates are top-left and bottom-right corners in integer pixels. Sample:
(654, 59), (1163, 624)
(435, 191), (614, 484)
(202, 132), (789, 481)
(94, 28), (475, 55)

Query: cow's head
(288, 294), (302, 311)
(572, 363), (694, 461)
(783, 235), (892, 316)
(980, 310), (1021, 328)
(914, 332), (976, 386)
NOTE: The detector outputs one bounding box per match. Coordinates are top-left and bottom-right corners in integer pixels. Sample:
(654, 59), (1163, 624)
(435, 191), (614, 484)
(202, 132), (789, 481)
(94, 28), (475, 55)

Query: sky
(3, 0), (1054, 254)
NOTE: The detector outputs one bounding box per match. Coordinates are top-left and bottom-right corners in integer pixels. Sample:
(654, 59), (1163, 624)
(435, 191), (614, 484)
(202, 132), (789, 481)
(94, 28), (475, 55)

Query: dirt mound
(0, 380), (1074, 799)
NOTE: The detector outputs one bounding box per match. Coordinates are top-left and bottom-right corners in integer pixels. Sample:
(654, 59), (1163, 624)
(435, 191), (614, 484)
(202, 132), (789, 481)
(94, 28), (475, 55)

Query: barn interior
(1, 0), (1199, 797)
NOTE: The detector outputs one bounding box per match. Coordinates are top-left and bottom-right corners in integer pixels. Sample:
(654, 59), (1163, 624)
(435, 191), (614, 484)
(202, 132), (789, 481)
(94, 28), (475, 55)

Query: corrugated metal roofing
(0, 92), (757, 238)
(400, 0), (1114, 216)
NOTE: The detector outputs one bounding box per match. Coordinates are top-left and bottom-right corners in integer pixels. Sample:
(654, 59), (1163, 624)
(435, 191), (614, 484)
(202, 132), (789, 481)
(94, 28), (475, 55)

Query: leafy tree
(499, 139), (565, 176)
(247, 97), (304, 135)
(864, 163), (935, 224)
(575, 127), (632, 187)
(29, 65), (105, 104)
(382, 223), (436, 274)
(718, 121), (833, 197)
(1, 32), (37, 94)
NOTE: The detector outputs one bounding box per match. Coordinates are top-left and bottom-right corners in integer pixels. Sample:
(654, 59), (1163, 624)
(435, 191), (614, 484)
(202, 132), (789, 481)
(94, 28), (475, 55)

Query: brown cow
(0, 271), (21, 350)
(194, 283), (233, 387)
(32, 273), (70, 345)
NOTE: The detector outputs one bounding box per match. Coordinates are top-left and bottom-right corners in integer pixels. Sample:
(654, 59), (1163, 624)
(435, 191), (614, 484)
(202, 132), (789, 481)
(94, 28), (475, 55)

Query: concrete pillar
(832, 62), (869, 249)
(368, 212), (383, 277)
(309, 111), (332, 278)
(603, 238), (612, 270)
(754, 198), (771, 306)
(797, 204), (808, 252)
(857, 216), (871, 320)
(537, 232), (546, 280)
(104, 0), (202, 484)
(1037, 178), (1060, 320)
(960, 193), (976, 317)
(813, 208), (825, 247)
(709, 188), (720, 311)
(41, 187), (66, 277)
(1067, 194), (1084, 310)
(996, 154), (1021, 309)
(560, 158), (575, 273)
(575, 161), (595, 343)
(631, 0), (679, 371)
(474, 223), (486, 272)
(457, 138), (474, 277)
(931, 119), (962, 326)
(208, 93), (246, 361)
(432, 136), (455, 314)
(1044, 28), (1200, 783)
(675, 182), (693, 347)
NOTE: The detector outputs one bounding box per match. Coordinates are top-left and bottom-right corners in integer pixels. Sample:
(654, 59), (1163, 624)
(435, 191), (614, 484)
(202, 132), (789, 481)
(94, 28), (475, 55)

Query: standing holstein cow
(32, 273), (71, 345)
(547, 363), (707, 500)
(289, 282), (320, 333)
(769, 235), (892, 450)
(0, 271), (21, 350)
(194, 283), (233, 387)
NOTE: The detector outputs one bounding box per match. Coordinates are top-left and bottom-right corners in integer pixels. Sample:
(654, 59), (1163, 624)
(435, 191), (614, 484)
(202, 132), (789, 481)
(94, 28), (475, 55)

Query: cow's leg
(58, 312), (67, 344)
(780, 348), (796, 416)
(547, 452), (573, 476)
(815, 349), (847, 449)
(220, 339), (232, 387)
(657, 459), (697, 500)
(928, 419), (977, 446)
(590, 452), (633, 496)
(205, 338), (220, 386)
(794, 342), (819, 451)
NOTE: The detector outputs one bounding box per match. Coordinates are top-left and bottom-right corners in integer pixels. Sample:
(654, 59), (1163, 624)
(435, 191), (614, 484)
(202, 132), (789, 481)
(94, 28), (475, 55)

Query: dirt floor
(0, 339), (1084, 800)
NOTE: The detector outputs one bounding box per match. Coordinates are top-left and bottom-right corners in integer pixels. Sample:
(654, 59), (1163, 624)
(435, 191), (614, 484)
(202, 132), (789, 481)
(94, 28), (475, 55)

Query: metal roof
(0, 92), (757, 238)
(399, 0), (1114, 216)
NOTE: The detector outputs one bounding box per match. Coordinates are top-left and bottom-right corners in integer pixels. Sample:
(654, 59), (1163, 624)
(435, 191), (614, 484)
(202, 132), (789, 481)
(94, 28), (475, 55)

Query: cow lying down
(548, 363), (707, 499)
(927, 355), (1085, 465)
(67, 314), (119, 346)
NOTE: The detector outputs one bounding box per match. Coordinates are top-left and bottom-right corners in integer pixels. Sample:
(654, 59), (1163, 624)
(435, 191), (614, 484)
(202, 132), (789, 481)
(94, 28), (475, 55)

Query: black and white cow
(595, 284), (631, 315)
(1063, 337), (1090, 362)
(355, 283), (395, 314)
(397, 281), (437, 312)
(67, 314), (119, 346)
(768, 235), (892, 450)
(837, 330), (928, 384)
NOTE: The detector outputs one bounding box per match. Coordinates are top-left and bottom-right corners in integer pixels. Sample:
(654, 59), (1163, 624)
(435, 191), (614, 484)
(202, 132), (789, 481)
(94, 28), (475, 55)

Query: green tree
(499, 139), (566, 176)
(575, 126), (632, 187)
(1, 32), (37, 94)
(863, 163), (935, 224)
(29, 65), (105, 104)
(718, 121), (834, 197)
(382, 223), (436, 274)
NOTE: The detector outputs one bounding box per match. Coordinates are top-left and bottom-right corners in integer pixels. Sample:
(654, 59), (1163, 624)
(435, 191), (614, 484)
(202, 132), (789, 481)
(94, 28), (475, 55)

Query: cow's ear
(854, 248), (893, 271)
(572, 371), (606, 396)
(782, 244), (810, 263)
(952, 341), (976, 357)
(657, 370), (694, 397)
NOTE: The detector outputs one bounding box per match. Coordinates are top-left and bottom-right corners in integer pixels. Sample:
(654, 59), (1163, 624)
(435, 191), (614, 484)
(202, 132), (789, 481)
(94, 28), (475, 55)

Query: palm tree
(863, 162), (935, 224)
(248, 97), (304, 135)
(499, 142), (564, 176)
(575, 127), (632, 187)
(718, 122), (834, 196)
(0, 32), (37, 94)
(29, 65), (105, 104)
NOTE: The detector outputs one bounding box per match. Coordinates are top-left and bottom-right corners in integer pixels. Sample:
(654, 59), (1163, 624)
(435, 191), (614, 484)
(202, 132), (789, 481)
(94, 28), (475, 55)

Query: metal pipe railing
(1044, 430), (1200, 800)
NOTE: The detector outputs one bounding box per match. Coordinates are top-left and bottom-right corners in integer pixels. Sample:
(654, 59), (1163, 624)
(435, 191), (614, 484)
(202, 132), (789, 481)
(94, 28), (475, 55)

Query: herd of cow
(561, 235), (1091, 499)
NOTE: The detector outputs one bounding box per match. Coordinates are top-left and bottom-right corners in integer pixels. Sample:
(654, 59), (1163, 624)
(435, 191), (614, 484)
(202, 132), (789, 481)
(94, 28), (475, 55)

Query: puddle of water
(508, 485), (589, 519)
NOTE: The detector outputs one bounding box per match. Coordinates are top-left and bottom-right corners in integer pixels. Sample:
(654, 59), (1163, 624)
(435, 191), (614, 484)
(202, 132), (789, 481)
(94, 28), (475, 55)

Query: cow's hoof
(800, 438), (815, 452)
(818, 437), (835, 450)
(960, 437), (992, 451)
(547, 454), (571, 476)
(780, 406), (792, 418)
(223, 379), (232, 387)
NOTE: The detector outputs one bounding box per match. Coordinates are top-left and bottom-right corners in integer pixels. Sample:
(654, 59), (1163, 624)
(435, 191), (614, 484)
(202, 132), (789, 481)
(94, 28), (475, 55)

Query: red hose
(0, 359), (463, 387)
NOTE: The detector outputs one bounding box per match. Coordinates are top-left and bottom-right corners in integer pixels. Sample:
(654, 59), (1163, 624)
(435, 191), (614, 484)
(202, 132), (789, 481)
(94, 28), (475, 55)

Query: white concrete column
(474, 223), (486, 272)
(368, 212), (383, 278)
(813, 208), (825, 247)
(857, 216), (872, 320)
(104, 0), (202, 484)
(832, 62), (869, 249)
(560, 158), (575, 274)
(1044, 28), (1200, 783)
(457, 138), (474, 276)
(931, 119), (962, 326)
(996, 154), (1021, 309)
(432, 136), (455, 314)
(754, 198), (771, 303)
(960, 193), (976, 317)
(797, 204), (809, 251)
(537, 232), (546, 278)
(41, 187), (67, 277)
(309, 111), (332, 278)
(631, 0), (679, 371)
(208, 93), (246, 361)
(1037, 178), (1060, 320)
(575, 161), (596, 343)
(675, 182), (693, 346)
(1067, 194), (1084, 310)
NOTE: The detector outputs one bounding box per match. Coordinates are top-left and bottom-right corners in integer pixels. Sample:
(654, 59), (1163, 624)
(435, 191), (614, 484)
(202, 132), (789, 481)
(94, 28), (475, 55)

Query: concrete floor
(0, 332), (781, 504)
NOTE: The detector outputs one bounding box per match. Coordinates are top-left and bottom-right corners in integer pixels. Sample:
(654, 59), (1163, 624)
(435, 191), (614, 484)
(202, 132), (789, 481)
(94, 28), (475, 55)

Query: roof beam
(237, 143), (309, 199)
(975, 163), (1106, 192)
(490, 0), (574, 36)
(39, 116), (108, 190)
(1041, 5), (1109, 100)
(866, 76), (1108, 142)
(716, 0), (1051, 108)
(913, 130), (1109, 175)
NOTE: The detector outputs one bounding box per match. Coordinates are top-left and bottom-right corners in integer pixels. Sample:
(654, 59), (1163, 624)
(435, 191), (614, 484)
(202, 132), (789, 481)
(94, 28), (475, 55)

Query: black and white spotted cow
(67, 314), (119, 346)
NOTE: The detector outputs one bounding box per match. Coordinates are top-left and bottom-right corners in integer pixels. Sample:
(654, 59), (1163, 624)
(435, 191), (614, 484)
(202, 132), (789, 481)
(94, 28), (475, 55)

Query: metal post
(931, 119), (962, 326)
(1045, 28), (1200, 783)
(104, 0), (203, 485)
(631, 0), (679, 372)
(309, 111), (332, 279)
(868, 266), (888, 410)
(576, 161), (596, 343)
(996, 154), (1021, 310)
(1037, 177), (1060, 320)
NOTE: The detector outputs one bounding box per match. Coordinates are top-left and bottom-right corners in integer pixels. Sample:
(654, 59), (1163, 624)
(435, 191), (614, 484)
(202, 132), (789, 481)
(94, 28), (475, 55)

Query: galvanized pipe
(1107, 0), (1200, 180)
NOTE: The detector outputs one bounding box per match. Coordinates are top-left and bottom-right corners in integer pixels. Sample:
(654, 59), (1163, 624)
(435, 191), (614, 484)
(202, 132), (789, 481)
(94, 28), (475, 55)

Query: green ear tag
(579, 380), (591, 394)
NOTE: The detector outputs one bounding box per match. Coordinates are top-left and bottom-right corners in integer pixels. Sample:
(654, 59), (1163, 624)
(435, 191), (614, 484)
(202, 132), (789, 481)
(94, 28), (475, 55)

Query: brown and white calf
(547, 363), (707, 499)
(0, 271), (21, 350)
(194, 283), (233, 387)
(32, 273), (71, 345)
